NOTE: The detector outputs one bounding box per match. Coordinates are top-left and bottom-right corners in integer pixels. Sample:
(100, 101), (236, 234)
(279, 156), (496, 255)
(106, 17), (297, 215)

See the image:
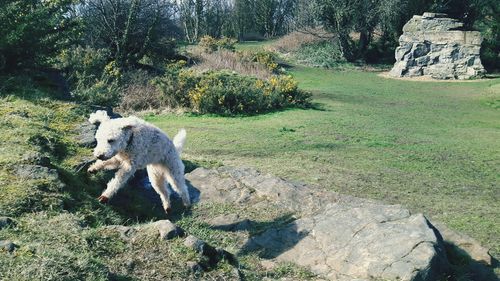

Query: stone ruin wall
(390, 12), (485, 79)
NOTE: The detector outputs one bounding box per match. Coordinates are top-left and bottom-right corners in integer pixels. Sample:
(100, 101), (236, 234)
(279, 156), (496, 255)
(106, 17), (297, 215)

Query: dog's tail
(173, 129), (187, 155)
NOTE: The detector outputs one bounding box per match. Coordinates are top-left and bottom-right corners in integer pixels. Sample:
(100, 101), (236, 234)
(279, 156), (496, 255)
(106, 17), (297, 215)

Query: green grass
(236, 40), (274, 51)
(148, 66), (500, 259)
(0, 74), (317, 280)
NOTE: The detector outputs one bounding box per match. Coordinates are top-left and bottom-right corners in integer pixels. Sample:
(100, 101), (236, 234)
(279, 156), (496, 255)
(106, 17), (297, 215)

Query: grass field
(148, 44), (500, 258)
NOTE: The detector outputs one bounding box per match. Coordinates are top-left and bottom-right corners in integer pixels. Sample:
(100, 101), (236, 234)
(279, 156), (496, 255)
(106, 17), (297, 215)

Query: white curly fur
(87, 110), (190, 213)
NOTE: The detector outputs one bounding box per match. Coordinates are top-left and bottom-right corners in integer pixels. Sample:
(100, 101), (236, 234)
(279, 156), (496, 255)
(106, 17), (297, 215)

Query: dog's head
(89, 111), (136, 160)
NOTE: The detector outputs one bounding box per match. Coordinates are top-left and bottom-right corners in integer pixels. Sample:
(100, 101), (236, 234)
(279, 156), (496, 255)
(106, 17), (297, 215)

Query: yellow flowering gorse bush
(154, 62), (311, 115)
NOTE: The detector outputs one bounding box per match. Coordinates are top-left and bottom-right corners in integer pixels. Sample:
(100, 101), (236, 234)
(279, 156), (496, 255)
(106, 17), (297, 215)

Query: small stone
(184, 235), (205, 253)
(154, 220), (184, 240)
(186, 261), (203, 272)
(0, 240), (16, 252)
(0, 217), (14, 229)
(125, 260), (135, 270)
(260, 259), (277, 270)
(104, 225), (137, 240)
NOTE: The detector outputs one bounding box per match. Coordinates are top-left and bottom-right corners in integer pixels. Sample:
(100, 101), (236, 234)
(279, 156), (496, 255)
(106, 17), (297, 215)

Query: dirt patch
(378, 72), (496, 82)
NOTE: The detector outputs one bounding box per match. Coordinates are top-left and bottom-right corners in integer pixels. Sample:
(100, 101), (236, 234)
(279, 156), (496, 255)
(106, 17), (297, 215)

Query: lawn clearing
(147, 65), (500, 258)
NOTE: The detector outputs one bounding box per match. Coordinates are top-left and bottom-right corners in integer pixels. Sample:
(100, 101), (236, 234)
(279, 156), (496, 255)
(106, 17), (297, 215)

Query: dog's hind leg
(163, 163), (191, 208)
(147, 164), (172, 214)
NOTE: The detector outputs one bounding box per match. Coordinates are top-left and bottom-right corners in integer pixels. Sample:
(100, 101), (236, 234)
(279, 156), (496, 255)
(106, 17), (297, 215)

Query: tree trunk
(358, 29), (370, 59)
(337, 29), (354, 62)
(117, 0), (140, 67)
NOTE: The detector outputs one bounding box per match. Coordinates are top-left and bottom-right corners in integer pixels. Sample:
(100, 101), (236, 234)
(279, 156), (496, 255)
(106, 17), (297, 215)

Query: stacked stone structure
(390, 12), (485, 79)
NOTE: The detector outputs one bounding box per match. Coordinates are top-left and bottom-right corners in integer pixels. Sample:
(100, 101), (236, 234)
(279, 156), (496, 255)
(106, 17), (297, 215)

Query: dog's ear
(120, 117), (139, 131)
(89, 110), (111, 125)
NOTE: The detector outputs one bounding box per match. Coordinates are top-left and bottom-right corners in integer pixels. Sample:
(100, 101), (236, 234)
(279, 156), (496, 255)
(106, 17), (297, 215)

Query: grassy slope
(148, 43), (500, 258)
(0, 75), (316, 280)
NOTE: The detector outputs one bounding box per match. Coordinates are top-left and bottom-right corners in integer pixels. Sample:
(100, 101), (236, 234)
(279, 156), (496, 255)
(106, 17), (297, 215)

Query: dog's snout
(96, 154), (106, 160)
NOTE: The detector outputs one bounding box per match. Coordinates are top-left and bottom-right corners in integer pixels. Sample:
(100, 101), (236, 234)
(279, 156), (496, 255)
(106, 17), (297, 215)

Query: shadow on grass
(443, 241), (499, 281)
(66, 159), (205, 225)
(428, 221), (499, 281)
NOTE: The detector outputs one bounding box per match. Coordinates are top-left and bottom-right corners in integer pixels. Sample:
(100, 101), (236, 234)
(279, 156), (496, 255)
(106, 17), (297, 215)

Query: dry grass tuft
(190, 48), (273, 80)
(268, 28), (334, 53)
(118, 70), (167, 112)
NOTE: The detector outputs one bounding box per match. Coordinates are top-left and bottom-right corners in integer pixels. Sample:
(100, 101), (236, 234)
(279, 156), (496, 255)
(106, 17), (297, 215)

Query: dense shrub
(269, 29), (333, 53)
(294, 41), (347, 68)
(72, 79), (121, 107)
(198, 35), (237, 53)
(153, 63), (310, 115)
(118, 70), (165, 112)
(56, 47), (111, 86)
(191, 49), (276, 79)
(55, 46), (122, 106)
(249, 51), (279, 72)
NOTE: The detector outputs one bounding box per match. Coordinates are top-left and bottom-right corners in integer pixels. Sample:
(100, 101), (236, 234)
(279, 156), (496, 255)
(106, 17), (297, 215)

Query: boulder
(186, 167), (451, 281)
(0, 217), (14, 229)
(390, 12), (485, 79)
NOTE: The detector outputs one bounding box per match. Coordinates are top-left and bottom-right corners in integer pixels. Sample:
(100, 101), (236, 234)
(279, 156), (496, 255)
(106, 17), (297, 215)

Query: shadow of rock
(443, 242), (499, 281)
(239, 221), (309, 259)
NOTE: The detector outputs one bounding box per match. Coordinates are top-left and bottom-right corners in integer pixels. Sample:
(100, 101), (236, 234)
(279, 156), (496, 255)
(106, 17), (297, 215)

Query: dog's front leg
(98, 165), (136, 203)
(88, 157), (121, 173)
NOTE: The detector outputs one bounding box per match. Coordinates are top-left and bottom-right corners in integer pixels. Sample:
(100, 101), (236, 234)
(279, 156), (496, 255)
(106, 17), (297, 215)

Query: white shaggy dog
(87, 110), (191, 213)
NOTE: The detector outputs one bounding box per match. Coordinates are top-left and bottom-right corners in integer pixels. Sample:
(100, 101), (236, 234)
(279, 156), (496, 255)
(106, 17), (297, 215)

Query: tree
(0, 0), (79, 71)
(78, 0), (179, 68)
(313, 0), (421, 62)
(315, 0), (360, 61)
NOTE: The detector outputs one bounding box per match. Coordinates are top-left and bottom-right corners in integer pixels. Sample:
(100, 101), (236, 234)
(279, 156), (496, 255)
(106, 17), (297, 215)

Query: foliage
(192, 49), (274, 79)
(118, 70), (166, 112)
(198, 35), (237, 53)
(293, 41), (346, 68)
(249, 51), (280, 72)
(56, 46), (111, 86)
(153, 63), (310, 115)
(55, 46), (121, 106)
(313, 0), (500, 68)
(269, 29), (331, 53)
(71, 79), (122, 107)
(179, 0), (238, 42)
(0, 0), (80, 71)
(79, 0), (179, 68)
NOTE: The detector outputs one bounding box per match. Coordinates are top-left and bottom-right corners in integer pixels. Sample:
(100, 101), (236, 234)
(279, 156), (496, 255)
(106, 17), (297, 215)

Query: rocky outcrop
(185, 167), (451, 281)
(390, 12), (485, 79)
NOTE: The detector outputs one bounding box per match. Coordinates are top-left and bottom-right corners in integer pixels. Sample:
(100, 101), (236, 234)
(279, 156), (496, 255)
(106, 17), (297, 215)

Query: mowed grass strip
(148, 65), (500, 257)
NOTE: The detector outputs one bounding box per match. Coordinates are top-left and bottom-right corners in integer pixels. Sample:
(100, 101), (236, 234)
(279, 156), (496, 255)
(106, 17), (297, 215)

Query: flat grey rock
(75, 122), (97, 148)
(186, 166), (451, 281)
(103, 225), (137, 240)
(390, 12), (485, 79)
